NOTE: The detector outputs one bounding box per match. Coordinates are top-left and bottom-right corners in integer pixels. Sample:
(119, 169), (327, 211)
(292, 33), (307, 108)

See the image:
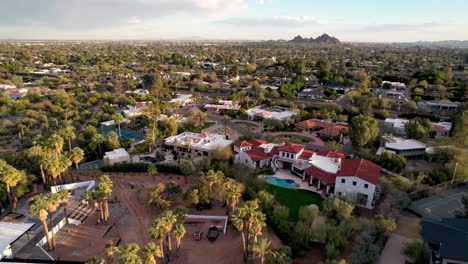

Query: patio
(270, 170), (326, 197)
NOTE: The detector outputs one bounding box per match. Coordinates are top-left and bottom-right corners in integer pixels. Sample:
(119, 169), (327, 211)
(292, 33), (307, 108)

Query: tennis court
(100, 127), (144, 141)
(410, 187), (468, 220)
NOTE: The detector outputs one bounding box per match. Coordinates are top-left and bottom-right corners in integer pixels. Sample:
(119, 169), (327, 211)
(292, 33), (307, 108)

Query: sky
(0, 0), (467, 42)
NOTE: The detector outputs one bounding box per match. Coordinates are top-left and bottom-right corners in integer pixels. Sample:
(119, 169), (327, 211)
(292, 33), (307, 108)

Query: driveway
(378, 234), (412, 264)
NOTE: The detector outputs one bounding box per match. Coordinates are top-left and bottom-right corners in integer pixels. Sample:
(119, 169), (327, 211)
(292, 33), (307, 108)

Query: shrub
(101, 162), (182, 174)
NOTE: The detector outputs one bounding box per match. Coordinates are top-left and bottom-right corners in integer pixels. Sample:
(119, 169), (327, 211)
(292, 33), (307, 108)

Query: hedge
(101, 162), (182, 175)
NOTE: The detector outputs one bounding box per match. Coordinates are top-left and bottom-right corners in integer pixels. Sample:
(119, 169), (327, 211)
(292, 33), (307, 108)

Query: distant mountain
(289, 34), (341, 44)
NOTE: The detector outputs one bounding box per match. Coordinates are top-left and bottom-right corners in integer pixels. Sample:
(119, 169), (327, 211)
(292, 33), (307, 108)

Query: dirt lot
(52, 173), (283, 263)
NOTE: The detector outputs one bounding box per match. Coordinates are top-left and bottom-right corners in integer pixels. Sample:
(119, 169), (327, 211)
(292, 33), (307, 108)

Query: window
(364, 184), (369, 188)
(341, 179), (345, 183)
(352, 181), (357, 186)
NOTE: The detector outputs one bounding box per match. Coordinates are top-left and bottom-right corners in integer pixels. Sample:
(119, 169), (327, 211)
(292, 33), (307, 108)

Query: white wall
(334, 176), (376, 208)
(50, 180), (95, 193)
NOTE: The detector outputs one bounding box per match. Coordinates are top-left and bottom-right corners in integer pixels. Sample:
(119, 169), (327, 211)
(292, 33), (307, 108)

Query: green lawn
(268, 134), (314, 144)
(266, 184), (323, 222)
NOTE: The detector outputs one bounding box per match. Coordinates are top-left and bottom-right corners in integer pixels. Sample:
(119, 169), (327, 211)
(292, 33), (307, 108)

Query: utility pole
(451, 162), (459, 184)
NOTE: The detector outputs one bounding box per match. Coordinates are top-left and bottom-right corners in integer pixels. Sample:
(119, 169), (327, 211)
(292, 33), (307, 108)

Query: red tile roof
(278, 142), (304, 154)
(318, 150), (346, 159)
(337, 159), (381, 185)
(297, 119), (335, 129)
(316, 125), (348, 138)
(432, 124), (444, 132)
(304, 166), (337, 185)
(234, 140), (253, 148)
(299, 149), (315, 160)
(305, 158), (380, 185)
(250, 139), (269, 147)
(246, 148), (269, 162)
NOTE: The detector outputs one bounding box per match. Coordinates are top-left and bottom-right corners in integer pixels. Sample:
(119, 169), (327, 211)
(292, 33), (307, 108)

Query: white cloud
(218, 15), (327, 27)
(127, 17), (142, 24)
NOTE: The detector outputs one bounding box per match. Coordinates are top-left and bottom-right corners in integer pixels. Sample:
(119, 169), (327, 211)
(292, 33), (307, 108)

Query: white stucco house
(377, 136), (427, 158)
(234, 139), (381, 209)
(103, 148), (131, 166)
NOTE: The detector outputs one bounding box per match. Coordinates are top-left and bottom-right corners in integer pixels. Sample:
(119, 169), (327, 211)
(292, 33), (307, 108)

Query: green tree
(142, 242), (162, 264)
(403, 240), (429, 264)
(266, 247), (293, 264)
(378, 152), (406, 173)
(148, 163), (159, 181)
(150, 218), (166, 257)
(70, 147), (85, 181)
(104, 241), (118, 264)
(119, 243), (142, 264)
(172, 223), (186, 256)
(29, 194), (53, 250)
(349, 115), (379, 148)
(253, 238), (271, 264)
(0, 159), (27, 210)
(406, 117), (432, 140)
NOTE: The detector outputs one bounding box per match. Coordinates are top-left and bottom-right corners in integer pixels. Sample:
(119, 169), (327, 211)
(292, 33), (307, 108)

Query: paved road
(378, 234), (412, 264)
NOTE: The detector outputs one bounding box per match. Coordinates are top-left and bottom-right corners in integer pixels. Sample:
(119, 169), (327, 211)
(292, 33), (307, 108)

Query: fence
(408, 179), (468, 201)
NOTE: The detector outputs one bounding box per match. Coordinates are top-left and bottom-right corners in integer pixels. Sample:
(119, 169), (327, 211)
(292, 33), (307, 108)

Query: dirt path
(77, 99), (103, 132)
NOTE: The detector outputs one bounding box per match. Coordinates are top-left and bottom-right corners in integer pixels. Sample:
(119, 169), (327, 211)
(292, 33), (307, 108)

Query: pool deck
(266, 170), (326, 197)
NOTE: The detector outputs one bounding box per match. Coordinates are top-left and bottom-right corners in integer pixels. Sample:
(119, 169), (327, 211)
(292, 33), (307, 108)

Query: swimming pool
(265, 177), (300, 189)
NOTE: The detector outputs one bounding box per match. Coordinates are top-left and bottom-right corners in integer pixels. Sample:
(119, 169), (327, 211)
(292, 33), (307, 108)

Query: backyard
(266, 184), (323, 221)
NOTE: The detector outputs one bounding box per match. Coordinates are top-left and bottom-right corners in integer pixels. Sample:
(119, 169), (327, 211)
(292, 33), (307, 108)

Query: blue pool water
(265, 177), (300, 189)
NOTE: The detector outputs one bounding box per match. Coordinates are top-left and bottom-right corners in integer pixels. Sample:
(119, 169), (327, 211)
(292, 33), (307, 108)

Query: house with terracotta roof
(297, 119), (348, 140)
(234, 139), (381, 208)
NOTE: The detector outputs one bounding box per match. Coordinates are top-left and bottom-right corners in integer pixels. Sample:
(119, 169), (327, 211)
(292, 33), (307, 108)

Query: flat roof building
(165, 132), (233, 158)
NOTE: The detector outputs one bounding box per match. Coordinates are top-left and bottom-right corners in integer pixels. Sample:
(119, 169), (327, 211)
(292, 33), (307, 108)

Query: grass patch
(267, 134), (314, 144)
(266, 184), (323, 222)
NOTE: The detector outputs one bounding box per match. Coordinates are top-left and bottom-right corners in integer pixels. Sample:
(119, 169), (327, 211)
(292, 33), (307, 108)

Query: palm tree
(223, 115), (231, 136)
(86, 257), (104, 264)
(172, 223), (186, 256)
(0, 160), (27, 210)
(113, 114), (124, 140)
(61, 125), (76, 151)
(161, 211), (177, 256)
(226, 181), (244, 212)
(91, 134), (106, 157)
(232, 208), (247, 261)
(27, 145), (47, 183)
(119, 243), (142, 264)
(57, 190), (71, 232)
(96, 175), (113, 222)
(70, 147), (84, 182)
(252, 238), (271, 264)
(204, 170), (223, 195)
(58, 154), (72, 184)
(46, 192), (61, 249)
(150, 218), (166, 257)
(29, 194), (53, 250)
(104, 241), (118, 264)
(47, 133), (64, 157)
(142, 242), (162, 264)
(147, 163), (158, 181)
(44, 155), (61, 184)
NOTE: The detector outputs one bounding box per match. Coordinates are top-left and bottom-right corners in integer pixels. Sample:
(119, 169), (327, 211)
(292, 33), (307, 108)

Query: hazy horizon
(1, 0), (468, 42)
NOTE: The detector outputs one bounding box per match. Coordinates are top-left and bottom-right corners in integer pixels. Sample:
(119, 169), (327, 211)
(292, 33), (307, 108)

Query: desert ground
(51, 173), (283, 263)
